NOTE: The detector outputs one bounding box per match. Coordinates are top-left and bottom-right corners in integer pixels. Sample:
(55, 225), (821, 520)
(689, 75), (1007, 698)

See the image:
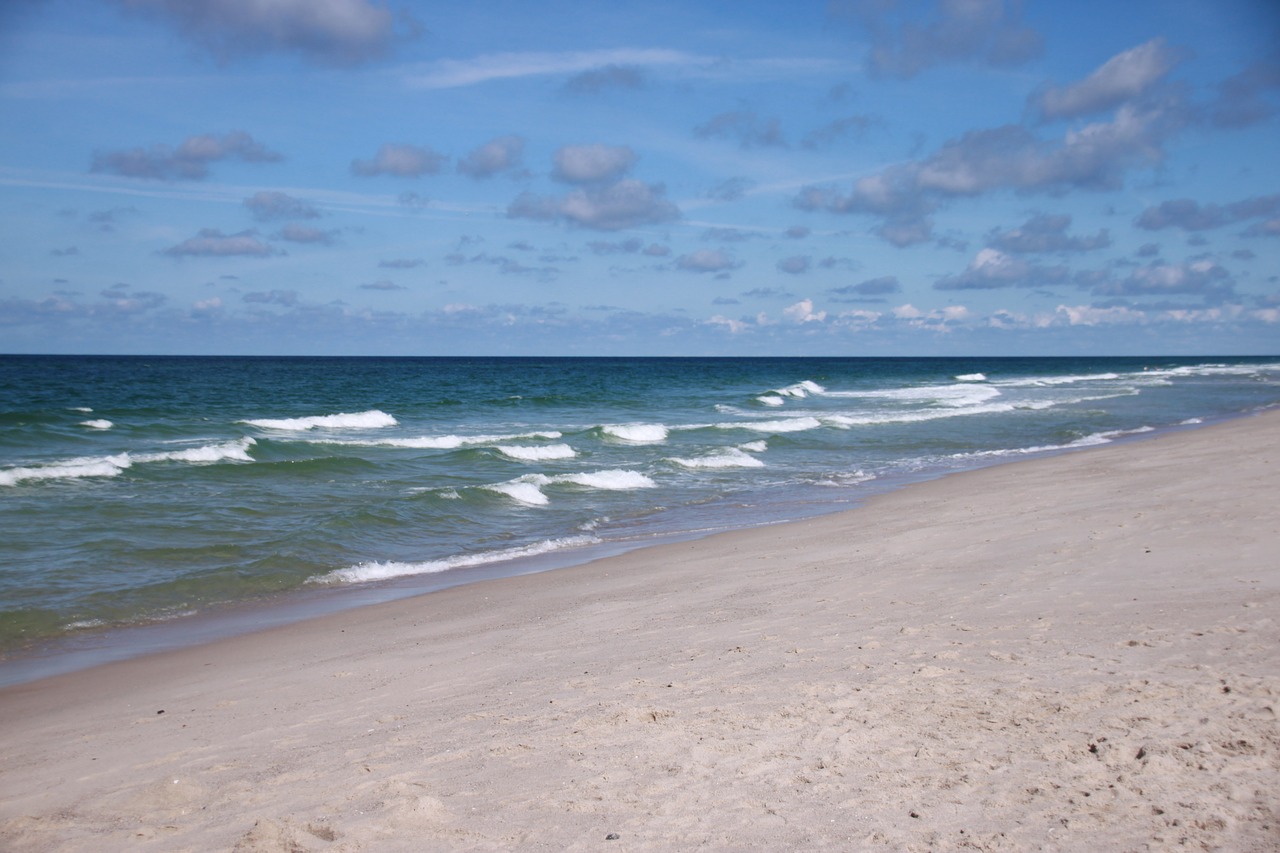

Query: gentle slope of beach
(1, 411), (1277, 852)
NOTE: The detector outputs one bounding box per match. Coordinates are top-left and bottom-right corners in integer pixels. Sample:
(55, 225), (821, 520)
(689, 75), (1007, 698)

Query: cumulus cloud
(783, 299), (826, 323)
(457, 135), (525, 179)
(1136, 194), (1280, 231)
(587, 238), (645, 255)
(508, 179), (679, 231)
(676, 249), (739, 273)
(277, 224), (338, 244)
(707, 177), (755, 202)
(1092, 259), (1234, 300)
(92, 131), (281, 180)
(834, 0), (1043, 79)
(934, 248), (1068, 290)
(777, 256), (811, 275)
(1209, 59), (1280, 128)
(829, 275), (901, 298)
(564, 64), (644, 94)
(243, 190), (320, 221)
(1032, 38), (1187, 121)
(115, 0), (415, 66)
(801, 114), (874, 148)
(162, 228), (279, 257)
(351, 143), (447, 178)
(796, 86), (1190, 247)
(987, 214), (1111, 253)
(552, 144), (636, 184)
(694, 110), (786, 148)
(243, 289), (299, 306)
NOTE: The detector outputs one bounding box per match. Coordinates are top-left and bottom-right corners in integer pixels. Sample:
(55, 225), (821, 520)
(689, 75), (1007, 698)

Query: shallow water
(2, 355), (1277, 671)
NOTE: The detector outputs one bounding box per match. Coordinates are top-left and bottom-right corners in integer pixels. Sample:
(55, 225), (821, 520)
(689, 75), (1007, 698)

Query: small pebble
(605, 832), (620, 840)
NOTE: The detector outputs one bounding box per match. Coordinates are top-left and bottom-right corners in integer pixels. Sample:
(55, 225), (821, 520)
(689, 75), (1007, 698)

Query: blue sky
(1, 0), (1278, 355)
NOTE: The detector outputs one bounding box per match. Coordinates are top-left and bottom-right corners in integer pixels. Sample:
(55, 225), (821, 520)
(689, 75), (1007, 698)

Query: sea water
(1, 355), (1277, 679)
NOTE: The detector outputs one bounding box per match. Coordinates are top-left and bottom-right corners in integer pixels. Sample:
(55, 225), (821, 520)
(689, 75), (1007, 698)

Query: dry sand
(1, 411), (1277, 852)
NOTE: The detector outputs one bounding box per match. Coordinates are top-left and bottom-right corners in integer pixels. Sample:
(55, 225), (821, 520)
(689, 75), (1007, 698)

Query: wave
(317, 535), (601, 584)
(716, 416), (824, 434)
(302, 430), (563, 449)
(494, 443), (577, 462)
(756, 380), (825, 406)
(482, 469), (657, 506)
(242, 409), (397, 431)
(824, 383), (1002, 407)
(946, 426), (1157, 461)
(79, 419), (113, 430)
(0, 453), (132, 486)
(669, 447), (765, 469)
(601, 423), (669, 444)
(135, 438), (257, 465)
(955, 373), (987, 382)
(0, 438), (256, 487)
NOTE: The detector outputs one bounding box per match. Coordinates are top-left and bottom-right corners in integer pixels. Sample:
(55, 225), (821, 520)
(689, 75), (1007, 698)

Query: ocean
(2, 355), (1277, 683)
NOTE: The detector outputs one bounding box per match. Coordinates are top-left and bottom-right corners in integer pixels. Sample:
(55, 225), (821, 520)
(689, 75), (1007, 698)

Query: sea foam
(601, 423), (669, 443)
(317, 535), (601, 584)
(79, 419), (113, 430)
(304, 430), (562, 449)
(669, 448), (766, 469)
(243, 409), (398, 431)
(495, 444), (577, 462)
(0, 453), (132, 486)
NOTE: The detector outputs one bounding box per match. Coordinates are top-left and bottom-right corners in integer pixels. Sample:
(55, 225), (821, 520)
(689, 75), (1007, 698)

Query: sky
(1, 0), (1278, 356)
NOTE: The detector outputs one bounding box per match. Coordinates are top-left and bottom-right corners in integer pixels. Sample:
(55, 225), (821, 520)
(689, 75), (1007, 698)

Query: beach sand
(1, 411), (1277, 852)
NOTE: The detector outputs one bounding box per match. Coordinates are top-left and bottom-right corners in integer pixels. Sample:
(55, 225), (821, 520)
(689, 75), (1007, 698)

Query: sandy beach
(1, 411), (1277, 852)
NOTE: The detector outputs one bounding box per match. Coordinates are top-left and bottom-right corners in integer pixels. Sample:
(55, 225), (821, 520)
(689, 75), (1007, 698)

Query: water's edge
(0, 410), (1254, 689)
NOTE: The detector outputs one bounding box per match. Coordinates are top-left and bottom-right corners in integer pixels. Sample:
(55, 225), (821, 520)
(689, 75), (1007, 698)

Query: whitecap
(495, 444), (577, 462)
(136, 437), (256, 465)
(954, 373), (987, 382)
(738, 440), (768, 453)
(483, 480), (550, 506)
(0, 453), (132, 486)
(80, 419), (113, 430)
(601, 423), (669, 444)
(303, 430), (562, 449)
(242, 409), (398, 431)
(669, 448), (766, 469)
(719, 417), (823, 434)
(755, 395), (785, 406)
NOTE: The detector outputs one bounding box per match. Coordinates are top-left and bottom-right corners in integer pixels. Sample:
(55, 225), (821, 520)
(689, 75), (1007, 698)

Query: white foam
(669, 448), (766, 469)
(999, 372), (1121, 387)
(544, 470), (656, 490)
(602, 423), (669, 443)
(495, 444), (577, 462)
(242, 409), (397, 431)
(955, 373), (987, 382)
(304, 430), (562, 449)
(0, 453), (132, 486)
(755, 395), (785, 406)
(136, 437), (256, 465)
(80, 419), (113, 430)
(738, 440), (768, 453)
(318, 535), (601, 584)
(720, 417), (823, 434)
(826, 383), (1002, 407)
(773, 380), (826, 398)
(484, 480), (549, 506)
(70, 407), (93, 413)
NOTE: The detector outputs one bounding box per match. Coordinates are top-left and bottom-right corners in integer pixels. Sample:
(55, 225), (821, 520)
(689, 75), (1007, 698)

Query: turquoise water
(2, 355), (1277, 672)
